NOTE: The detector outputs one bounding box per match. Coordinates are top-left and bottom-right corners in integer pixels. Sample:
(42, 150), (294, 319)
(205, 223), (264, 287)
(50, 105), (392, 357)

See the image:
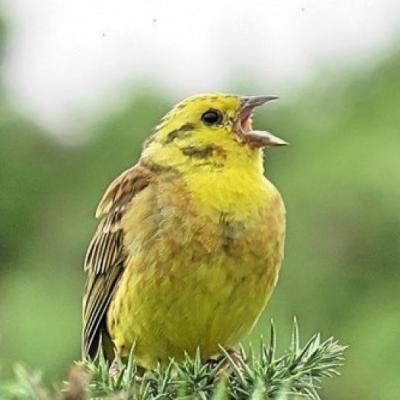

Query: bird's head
(141, 93), (287, 172)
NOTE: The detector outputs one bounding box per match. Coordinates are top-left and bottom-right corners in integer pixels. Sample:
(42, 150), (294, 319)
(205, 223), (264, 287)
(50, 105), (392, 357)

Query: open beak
(236, 95), (288, 148)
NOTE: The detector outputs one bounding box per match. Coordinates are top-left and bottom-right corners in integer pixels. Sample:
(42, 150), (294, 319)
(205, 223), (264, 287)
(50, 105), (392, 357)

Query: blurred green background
(1, 11), (400, 400)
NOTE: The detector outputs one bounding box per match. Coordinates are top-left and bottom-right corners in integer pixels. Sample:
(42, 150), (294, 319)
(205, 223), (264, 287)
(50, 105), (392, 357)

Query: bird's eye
(201, 109), (223, 125)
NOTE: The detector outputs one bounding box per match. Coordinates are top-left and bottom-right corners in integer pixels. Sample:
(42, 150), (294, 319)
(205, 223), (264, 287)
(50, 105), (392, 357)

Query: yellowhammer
(82, 93), (287, 368)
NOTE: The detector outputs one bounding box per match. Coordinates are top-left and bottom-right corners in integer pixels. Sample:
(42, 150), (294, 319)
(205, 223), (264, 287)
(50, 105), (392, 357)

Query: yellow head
(141, 93), (287, 173)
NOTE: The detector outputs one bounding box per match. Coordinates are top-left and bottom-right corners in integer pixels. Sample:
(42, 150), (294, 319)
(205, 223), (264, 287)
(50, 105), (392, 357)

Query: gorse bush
(0, 321), (346, 399)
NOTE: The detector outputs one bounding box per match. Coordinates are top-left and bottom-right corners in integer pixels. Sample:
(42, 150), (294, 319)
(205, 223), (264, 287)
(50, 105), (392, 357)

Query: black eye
(201, 109), (223, 125)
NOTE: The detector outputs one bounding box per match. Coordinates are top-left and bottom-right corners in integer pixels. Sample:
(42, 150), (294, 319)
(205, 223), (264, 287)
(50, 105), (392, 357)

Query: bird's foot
(109, 358), (121, 378)
(109, 356), (146, 381)
(208, 349), (243, 379)
(225, 348), (243, 365)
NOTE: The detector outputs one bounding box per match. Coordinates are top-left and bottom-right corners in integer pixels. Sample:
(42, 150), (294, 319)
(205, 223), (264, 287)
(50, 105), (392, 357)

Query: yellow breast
(107, 166), (285, 368)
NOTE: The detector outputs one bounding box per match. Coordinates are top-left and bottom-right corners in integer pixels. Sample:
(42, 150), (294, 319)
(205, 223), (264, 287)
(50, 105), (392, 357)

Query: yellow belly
(107, 171), (285, 368)
(108, 251), (278, 368)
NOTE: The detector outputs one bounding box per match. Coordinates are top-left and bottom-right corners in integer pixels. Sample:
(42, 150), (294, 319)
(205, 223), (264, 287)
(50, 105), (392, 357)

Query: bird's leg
(109, 349), (125, 378)
(208, 348), (243, 378)
(109, 357), (122, 378)
(109, 352), (146, 380)
(225, 348), (243, 365)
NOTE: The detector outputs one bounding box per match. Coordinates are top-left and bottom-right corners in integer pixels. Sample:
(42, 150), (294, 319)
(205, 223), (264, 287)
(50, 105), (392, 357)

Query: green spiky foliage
(0, 321), (346, 400)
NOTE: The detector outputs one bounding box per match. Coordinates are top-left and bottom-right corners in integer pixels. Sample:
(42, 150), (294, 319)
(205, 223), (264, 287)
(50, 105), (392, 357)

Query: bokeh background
(1, 1), (400, 398)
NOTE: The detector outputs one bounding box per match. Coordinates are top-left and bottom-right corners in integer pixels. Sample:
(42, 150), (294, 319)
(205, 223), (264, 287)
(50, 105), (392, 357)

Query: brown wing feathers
(82, 165), (152, 359)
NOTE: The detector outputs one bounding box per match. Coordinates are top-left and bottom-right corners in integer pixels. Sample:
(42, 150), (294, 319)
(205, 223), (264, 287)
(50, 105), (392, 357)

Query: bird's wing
(82, 164), (153, 359)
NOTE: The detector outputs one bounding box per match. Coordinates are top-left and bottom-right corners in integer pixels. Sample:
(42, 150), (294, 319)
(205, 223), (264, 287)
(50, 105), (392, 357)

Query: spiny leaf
(0, 320), (346, 400)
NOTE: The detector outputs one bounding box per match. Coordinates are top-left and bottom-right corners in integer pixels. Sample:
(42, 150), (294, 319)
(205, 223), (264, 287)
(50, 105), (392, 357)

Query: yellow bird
(82, 93), (287, 369)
